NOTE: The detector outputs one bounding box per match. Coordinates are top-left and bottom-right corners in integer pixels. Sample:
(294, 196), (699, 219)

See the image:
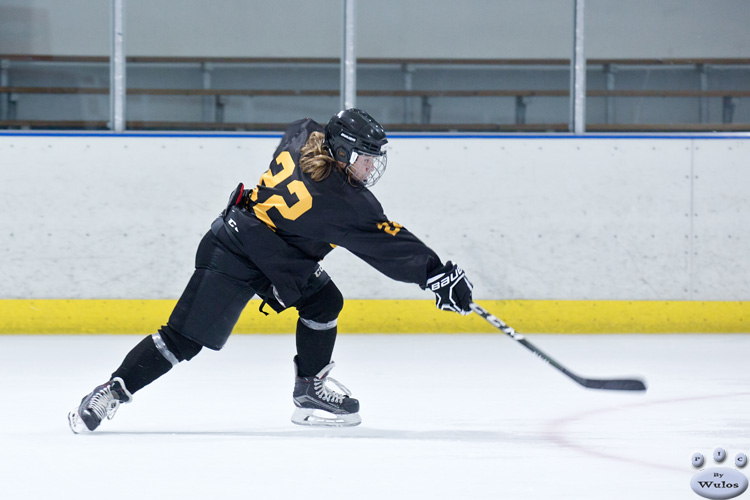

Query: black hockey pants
(167, 231), (333, 350)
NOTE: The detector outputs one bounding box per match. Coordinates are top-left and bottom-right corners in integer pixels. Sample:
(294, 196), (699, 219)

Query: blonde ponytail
(300, 131), (337, 182)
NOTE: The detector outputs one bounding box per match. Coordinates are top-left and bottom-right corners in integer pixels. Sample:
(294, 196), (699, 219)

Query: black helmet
(325, 109), (388, 187)
(325, 108), (388, 161)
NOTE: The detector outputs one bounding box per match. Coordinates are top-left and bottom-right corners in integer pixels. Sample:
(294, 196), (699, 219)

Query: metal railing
(1, 55), (748, 132)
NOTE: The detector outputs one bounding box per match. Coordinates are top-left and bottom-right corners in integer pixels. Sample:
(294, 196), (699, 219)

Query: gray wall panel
(1, 0), (748, 58)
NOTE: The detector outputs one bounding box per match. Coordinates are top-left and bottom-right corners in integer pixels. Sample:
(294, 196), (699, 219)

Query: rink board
(0, 299), (747, 334)
(1, 134), (749, 304)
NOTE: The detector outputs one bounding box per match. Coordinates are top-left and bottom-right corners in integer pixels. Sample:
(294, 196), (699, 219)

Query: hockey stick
(470, 302), (647, 392)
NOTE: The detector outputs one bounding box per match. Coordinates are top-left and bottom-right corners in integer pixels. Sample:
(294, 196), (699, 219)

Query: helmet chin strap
(344, 164), (363, 184)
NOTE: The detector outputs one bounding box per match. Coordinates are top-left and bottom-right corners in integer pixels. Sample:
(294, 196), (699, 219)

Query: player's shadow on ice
(96, 428), (531, 442)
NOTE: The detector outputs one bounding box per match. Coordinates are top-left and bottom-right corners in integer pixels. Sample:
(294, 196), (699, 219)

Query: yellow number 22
(251, 151), (313, 229)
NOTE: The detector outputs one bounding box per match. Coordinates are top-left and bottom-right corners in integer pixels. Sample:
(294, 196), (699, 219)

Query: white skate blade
(67, 409), (91, 434)
(291, 408), (361, 427)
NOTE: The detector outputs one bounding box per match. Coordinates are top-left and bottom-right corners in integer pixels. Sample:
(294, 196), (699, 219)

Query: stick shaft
(469, 302), (647, 392)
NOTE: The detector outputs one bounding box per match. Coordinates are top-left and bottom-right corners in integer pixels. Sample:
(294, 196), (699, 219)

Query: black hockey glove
(221, 182), (245, 218)
(425, 261), (473, 315)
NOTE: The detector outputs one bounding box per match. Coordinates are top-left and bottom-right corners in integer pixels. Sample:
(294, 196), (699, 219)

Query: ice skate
(292, 357), (361, 427)
(68, 377), (133, 433)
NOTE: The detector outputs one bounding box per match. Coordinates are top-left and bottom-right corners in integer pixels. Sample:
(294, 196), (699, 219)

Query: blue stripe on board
(0, 131), (748, 140)
(390, 133), (750, 140)
(0, 131), (283, 139)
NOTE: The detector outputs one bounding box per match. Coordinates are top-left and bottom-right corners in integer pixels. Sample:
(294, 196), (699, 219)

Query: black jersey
(216, 118), (441, 306)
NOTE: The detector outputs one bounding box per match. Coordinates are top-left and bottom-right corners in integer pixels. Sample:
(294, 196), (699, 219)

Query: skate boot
(68, 377), (133, 433)
(292, 357), (361, 427)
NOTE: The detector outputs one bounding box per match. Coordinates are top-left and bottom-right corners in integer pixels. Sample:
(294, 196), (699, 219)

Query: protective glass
(347, 150), (387, 187)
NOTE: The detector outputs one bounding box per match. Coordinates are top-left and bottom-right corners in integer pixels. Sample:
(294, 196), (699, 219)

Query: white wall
(0, 132), (748, 301)
(1, 0), (749, 58)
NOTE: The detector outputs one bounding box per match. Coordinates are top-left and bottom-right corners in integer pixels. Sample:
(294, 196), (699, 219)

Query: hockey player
(68, 109), (474, 432)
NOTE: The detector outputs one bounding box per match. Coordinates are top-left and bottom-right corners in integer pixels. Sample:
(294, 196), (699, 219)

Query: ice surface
(1, 333), (748, 499)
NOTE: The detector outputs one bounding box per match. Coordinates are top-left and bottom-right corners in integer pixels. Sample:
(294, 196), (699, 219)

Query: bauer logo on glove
(425, 261), (474, 315)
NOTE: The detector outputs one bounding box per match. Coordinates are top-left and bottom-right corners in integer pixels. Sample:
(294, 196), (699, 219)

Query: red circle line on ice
(544, 391), (750, 474)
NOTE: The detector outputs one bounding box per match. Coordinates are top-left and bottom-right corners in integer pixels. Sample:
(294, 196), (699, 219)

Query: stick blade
(577, 377), (648, 392)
